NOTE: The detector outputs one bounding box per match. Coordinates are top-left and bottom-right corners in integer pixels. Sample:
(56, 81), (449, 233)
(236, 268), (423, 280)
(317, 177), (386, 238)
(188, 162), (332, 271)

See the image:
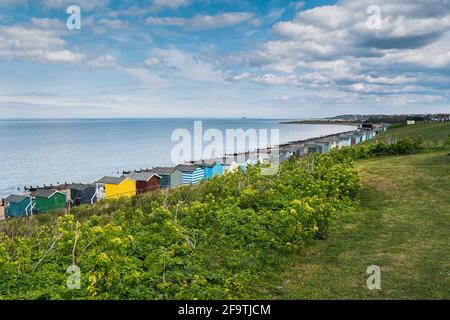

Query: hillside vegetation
(0, 123), (448, 299)
(253, 123), (450, 299)
(370, 122), (450, 144)
(0, 151), (360, 299)
(259, 149), (450, 299)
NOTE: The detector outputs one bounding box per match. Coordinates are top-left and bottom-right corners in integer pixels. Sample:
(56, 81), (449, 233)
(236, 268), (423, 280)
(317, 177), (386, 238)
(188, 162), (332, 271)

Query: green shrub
(0, 151), (360, 299)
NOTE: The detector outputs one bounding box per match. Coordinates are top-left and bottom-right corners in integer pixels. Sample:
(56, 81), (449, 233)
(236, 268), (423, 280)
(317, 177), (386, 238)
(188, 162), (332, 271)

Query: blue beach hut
(4, 194), (33, 217)
(195, 160), (224, 180)
(358, 134), (364, 144)
(176, 164), (205, 185)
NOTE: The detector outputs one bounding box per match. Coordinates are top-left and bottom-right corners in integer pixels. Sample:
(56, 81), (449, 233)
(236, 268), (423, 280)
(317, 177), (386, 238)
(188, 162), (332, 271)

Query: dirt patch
(363, 176), (396, 193)
(374, 178), (396, 192)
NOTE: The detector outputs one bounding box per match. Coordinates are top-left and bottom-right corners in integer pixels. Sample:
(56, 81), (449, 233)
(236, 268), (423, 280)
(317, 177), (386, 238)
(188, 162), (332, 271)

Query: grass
(253, 148), (450, 299)
(370, 122), (450, 145)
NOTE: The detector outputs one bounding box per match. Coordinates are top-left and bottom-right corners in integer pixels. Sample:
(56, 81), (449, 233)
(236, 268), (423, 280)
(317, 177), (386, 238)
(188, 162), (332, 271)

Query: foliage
(332, 137), (426, 161)
(0, 152), (360, 300)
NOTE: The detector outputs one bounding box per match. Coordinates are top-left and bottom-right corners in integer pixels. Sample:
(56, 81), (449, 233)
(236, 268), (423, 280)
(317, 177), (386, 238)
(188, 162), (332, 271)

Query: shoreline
(280, 120), (362, 125)
(0, 123), (359, 198)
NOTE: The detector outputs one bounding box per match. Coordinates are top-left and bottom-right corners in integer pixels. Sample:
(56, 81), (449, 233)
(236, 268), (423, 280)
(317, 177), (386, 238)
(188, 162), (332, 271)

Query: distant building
(361, 123), (374, 130)
(407, 120), (416, 125)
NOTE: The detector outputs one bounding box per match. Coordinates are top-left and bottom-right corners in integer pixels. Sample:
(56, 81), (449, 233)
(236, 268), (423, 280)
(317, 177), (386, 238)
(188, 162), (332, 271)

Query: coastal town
(0, 122), (389, 221)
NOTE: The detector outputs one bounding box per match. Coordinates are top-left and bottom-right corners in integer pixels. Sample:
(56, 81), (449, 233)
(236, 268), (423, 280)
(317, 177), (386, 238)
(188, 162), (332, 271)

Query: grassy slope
(255, 123), (450, 299)
(370, 122), (450, 144)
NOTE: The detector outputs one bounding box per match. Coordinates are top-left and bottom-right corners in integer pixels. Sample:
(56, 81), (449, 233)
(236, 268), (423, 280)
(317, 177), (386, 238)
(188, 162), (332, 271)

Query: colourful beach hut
(338, 136), (352, 148)
(147, 167), (183, 189)
(4, 194), (32, 217)
(176, 165), (204, 185)
(126, 172), (161, 194)
(320, 142), (331, 153)
(358, 134), (364, 144)
(329, 139), (338, 149)
(307, 144), (322, 154)
(32, 189), (67, 213)
(195, 161), (224, 180)
(67, 184), (97, 205)
(96, 176), (136, 199)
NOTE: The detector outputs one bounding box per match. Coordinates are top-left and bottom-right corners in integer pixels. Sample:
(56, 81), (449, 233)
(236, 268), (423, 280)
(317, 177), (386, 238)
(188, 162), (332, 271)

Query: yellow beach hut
(95, 176), (136, 199)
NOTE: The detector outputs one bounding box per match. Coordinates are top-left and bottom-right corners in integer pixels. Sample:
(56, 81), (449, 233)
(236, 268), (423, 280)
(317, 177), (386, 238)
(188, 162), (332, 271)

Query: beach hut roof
(5, 194), (29, 203)
(194, 160), (217, 168)
(127, 172), (161, 182)
(96, 176), (130, 185)
(67, 183), (94, 191)
(32, 189), (62, 198)
(175, 164), (199, 172)
(148, 167), (178, 175)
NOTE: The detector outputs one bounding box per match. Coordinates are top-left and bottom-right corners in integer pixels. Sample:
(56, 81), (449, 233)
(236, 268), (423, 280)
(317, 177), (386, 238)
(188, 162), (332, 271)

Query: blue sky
(0, 0), (449, 118)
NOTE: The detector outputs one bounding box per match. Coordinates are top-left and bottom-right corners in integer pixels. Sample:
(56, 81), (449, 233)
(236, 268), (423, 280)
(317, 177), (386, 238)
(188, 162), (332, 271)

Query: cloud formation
(147, 12), (255, 30)
(0, 25), (85, 63)
(0, 0), (449, 118)
(233, 0), (450, 101)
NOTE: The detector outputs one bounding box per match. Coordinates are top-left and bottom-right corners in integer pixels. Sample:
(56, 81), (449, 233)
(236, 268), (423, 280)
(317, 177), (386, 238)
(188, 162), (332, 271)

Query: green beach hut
(32, 189), (67, 213)
(4, 194), (32, 217)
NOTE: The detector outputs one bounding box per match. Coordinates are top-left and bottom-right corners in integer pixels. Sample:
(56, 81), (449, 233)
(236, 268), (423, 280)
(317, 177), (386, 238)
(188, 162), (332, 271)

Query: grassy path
(261, 149), (450, 299)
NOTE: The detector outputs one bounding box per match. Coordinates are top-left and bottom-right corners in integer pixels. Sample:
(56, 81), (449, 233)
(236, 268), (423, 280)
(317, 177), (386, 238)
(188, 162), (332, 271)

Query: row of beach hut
(1, 123), (388, 219)
(2, 162), (224, 218)
(278, 123), (388, 161)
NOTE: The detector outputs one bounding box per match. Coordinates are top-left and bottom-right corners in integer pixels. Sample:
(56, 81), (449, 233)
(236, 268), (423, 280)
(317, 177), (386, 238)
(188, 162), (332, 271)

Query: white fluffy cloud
(0, 25), (85, 63)
(233, 0), (450, 100)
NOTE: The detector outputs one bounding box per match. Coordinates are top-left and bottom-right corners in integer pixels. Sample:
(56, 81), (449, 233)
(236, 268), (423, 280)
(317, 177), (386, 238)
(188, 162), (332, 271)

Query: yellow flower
(98, 252), (110, 263)
(111, 237), (122, 246)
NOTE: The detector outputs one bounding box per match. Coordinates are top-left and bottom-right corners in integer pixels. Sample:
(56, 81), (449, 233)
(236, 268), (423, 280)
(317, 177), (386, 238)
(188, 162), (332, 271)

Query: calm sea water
(0, 119), (356, 198)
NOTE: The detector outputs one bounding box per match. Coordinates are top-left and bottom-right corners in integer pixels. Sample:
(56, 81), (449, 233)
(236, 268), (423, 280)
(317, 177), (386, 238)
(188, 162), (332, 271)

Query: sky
(0, 0), (449, 119)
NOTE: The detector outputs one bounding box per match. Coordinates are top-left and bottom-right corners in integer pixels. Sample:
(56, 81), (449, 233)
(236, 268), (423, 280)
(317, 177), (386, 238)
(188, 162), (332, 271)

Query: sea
(0, 119), (356, 198)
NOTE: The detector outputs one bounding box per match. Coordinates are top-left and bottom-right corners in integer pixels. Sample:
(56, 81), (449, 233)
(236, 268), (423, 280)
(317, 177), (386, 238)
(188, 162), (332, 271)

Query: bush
(332, 137), (426, 160)
(0, 152), (360, 299)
